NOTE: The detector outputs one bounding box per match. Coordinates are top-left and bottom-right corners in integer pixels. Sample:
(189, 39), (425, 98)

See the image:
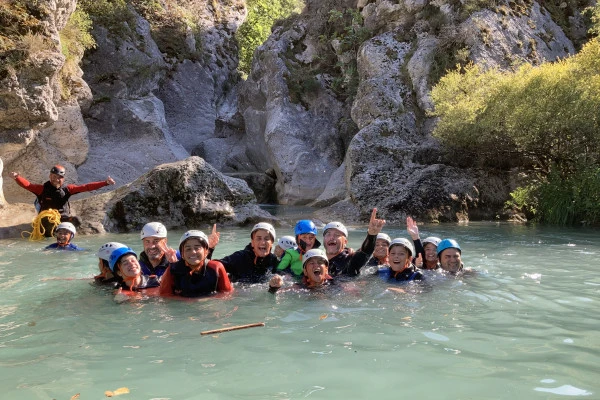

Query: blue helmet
(294, 220), (317, 236)
(437, 239), (461, 257)
(109, 247), (137, 272)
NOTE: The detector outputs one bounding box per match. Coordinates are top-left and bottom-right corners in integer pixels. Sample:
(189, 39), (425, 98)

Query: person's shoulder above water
(43, 222), (84, 251)
(436, 238), (475, 276)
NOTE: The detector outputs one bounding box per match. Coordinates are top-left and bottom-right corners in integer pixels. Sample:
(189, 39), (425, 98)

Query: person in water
(138, 222), (171, 278)
(159, 230), (232, 297)
(218, 222), (279, 283)
(269, 248), (333, 292)
(323, 208), (386, 277)
(276, 220), (321, 276)
(377, 238), (423, 282)
(139, 222), (219, 278)
(95, 242), (127, 285)
(109, 247), (160, 291)
(274, 235), (297, 260)
(44, 222), (83, 251)
(11, 165), (115, 235)
(406, 216), (441, 270)
(366, 232), (391, 267)
(437, 239), (470, 275)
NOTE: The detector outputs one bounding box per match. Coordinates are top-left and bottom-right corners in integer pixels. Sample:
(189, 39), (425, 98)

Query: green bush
(59, 7), (96, 99)
(237, 0), (303, 75)
(432, 38), (600, 224)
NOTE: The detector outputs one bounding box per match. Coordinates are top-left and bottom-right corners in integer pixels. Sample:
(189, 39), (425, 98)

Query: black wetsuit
(378, 265), (423, 282)
(219, 243), (279, 283)
(328, 234), (377, 277)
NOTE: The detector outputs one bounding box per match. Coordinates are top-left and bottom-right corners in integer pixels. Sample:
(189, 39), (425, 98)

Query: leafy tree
(236, 0), (303, 75)
(431, 38), (600, 224)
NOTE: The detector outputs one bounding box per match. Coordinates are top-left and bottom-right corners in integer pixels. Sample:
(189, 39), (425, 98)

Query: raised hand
(406, 216), (420, 240)
(414, 253), (423, 269)
(367, 208), (386, 235)
(208, 224), (220, 249)
(158, 241), (178, 263)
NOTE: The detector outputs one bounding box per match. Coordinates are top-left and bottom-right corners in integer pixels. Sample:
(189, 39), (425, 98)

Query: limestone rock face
(238, 13), (347, 205)
(464, 2), (575, 69)
(1, 0), (95, 204)
(78, 156), (274, 234)
(77, 2), (247, 191)
(318, 0), (577, 222)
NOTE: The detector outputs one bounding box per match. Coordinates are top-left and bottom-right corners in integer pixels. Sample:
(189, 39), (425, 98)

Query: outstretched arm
(11, 172), (44, 195)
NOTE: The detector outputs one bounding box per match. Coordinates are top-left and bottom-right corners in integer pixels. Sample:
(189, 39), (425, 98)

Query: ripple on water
(534, 384), (593, 396)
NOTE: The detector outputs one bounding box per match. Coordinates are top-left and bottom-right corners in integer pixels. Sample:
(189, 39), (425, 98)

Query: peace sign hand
(367, 208), (386, 235)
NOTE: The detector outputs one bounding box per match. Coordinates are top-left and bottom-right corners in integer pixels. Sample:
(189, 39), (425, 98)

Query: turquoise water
(0, 222), (598, 399)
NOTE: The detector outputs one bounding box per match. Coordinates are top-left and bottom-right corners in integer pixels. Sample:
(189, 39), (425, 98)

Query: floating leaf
(105, 387), (130, 397)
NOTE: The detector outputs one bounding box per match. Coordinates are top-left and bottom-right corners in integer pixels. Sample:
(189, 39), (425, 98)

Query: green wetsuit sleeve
(277, 249), (293, 271)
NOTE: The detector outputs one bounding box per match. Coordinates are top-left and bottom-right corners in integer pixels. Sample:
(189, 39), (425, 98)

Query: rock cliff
(0, 0), (593, 235)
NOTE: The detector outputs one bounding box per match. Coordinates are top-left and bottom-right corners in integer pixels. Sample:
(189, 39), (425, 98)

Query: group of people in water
(11, 165), (467, 299)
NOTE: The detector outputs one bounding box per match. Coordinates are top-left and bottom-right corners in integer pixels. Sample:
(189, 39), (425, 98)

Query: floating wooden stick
(201, 322), (265, 335)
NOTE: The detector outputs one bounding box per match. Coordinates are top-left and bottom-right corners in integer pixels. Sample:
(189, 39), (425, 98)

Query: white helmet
(250, 222), (276, 242)
(302, 248), (329, 267)
(140, 222), (167, 239)
(376, 232), (391, 245)
(178, 230), (209, 251)
(277, 235), (297, 251)
(96, 242), (128, 261)
(55, 222), (76, 238)
(422, 236), (442, 247)
(389, 238), (414, 257)
(323, 221), (348, 237)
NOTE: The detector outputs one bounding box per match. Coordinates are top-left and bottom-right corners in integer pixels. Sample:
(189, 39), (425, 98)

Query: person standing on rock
(323, 208), (386, 277)
(10, 165), (115, 236)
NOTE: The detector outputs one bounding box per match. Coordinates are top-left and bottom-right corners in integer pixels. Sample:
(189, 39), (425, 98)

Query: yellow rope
(22, 209), (62, 241)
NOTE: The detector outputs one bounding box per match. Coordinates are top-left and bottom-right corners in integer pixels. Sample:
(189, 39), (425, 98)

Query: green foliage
(432, 39), (600, 170)
(325, 8), (371, 100)
(237, 0), (303, 74)
(78, 0), (135, 40)
(585, 3), (600, 37)
(433, 38), (600, 224)
(0, 0), (49, 75)
(507, 163), (600, 225)
(59, 7), (96, 99)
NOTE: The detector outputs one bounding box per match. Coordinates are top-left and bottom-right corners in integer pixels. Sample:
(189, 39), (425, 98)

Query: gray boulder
(73, 156), (274, 234)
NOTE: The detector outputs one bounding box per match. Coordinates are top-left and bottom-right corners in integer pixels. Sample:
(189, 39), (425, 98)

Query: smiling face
(388, 245), (411, 272)
(424, 243), (438, 264)
(323, 229), (347, 258)
(251, 229), (273, 258)
(117, 254), (141, 278)
(303, 258), (329, 286)
(142, 237), (166, 265)
(297, 233), (316, 251)
(182, 238), (207, 267)
(439, 248), (462, 273)
(49, 172), (64, 188)
(55, 228), (72, 245)
(373, 239), (389, 260)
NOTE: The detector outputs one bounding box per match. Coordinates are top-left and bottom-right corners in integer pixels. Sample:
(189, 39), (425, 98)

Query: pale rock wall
(1, 0), (94, 204)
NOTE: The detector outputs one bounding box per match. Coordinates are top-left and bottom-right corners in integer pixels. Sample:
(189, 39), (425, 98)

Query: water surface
(0, 222), (598, 399)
